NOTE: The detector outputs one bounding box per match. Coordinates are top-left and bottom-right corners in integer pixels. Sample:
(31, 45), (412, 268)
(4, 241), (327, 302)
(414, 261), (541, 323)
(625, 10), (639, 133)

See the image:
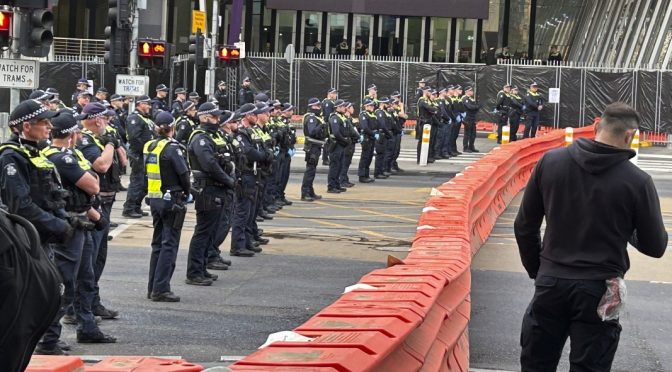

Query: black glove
(100, 134), (120, 149)
(68, 216), (95, 231)
(93, 215), (109, 231)
(265, 149), (274, 163)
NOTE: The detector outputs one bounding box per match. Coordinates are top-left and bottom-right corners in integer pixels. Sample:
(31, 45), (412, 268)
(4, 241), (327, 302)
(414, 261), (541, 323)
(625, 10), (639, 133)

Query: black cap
(76, 78), (91, 86)
(282, 103), (294, 112)
(97, 87), (108, 93)
(217, 80), (226, 87)
(307, 97), (321, 106)
(345, 101), (353, 109)
(255, 93), (269, 103)
(238, 103), (257, 116)
(243, 76), (251, 82)
(391, 91), (401, 98)
(511, 85), (519, 90)
(76, 90), (92, 98)
(197, 102), (223, 116)
(327, 87), (338, 94)
(367, 84), (377, 91)
(76, 102), (115, 120)
(135, 95), (151, 104)
(45, 87), (59, 96)
(447, 85), (455, 90)
(271, 99), (282, 108)
(29, 90), (52, 101)
(362, 99), (375, 107)
(418, 78), (426, 83)
(219, 110), (237, 125)
(51, 109), (82, 136)
(438, 87), (447, 94)
(253, 103), (272, 114)
(333, 99), (346, 108)
(464, 86), (474, 92)
(155, 111), (175, 126)
(188, 91), (200, 99)
(109, 94), (123, 102)
(378, 97), (390, 104)
(174, 87), (186, 95)
(182, 101), (196, 111)
(156, 84), (169, 92)
(454, 85), (463, 90)
(530, 82), (538, 87)
(9, 100), (58, 127)
(421, 86), (431, 91)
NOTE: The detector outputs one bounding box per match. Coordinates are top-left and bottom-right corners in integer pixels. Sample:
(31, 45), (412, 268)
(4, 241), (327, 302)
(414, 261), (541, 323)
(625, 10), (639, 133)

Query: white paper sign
(0, 59), (39, 89)
(548, 88), (560, 103)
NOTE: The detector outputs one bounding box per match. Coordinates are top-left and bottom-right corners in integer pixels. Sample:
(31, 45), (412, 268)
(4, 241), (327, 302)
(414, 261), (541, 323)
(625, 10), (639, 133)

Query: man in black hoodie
(515, 102), (668, 371)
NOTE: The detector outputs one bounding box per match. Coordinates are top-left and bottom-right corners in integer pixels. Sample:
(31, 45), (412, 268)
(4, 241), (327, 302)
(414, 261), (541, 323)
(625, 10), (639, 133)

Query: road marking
(650, 281), (672, 284)
(108, 219), (140, 239)
(277, 211), (397, 240)
(220, 355), (245, 362)
(358, 208), (420, 223)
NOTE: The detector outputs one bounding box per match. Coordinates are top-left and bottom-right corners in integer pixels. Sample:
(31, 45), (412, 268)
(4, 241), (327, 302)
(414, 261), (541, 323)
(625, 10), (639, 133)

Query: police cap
(9, 99), (58, 127)
(135, 95), (151, 104)
(255, 93), (269, 103)
(197, 102), (223, 117)
(182, 101), (196, 111)
(156, 84), (169, 92)
(97, 87), (108, 93)
(155, 111), (175, 127)
(109, 94), (124, 102)
(76, 78), (91, 87)
(333, 99), (346, 108)
(51, 109), (82, 137)
(76, 102), (115, 120)
(174, 87), (187, 95)
(238, 103), (257, 116)
(29, 90), (52, 101)
(188, 91), (201, 99)
(367, 84), (377, 91)
(362, 99), (375, 107)
(307, 97), (321, 106)
(378, 97), (390, 104)
(253, 103), (272, 115)
(282, 103), (294, 112)
(219, 110), (237, 125)
(327, 87), (338, 94)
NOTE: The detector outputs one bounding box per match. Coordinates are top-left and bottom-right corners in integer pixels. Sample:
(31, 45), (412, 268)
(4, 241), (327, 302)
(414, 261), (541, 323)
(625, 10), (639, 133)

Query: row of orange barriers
(26, 356), (202, 371)
(229, 124), (597, 371)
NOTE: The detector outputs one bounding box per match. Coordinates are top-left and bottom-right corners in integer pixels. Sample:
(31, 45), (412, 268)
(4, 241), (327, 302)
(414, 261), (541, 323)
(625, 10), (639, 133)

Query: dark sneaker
(109, 222), (119, 228)
(255, 216), (264, 222)
(327, 189), (341, 194)
(260, 212), (274, 220)
(359, 177), (374, 183)
(255, 237), (270, 245)
(301, 195), (315, 202)
(204, 271), (219, 281)
(61, 314), (77, 325)
(151, 291), (181, 302)
(185, 277), (213, 286)
(206, 261), (229, 270)
(230, 249), (255, 257)
(57, 340), (72, 351)
(76, 330), (117, 344)
(470, 148), (480, 153)
(311, 193), (323, 200)
(93, 305), (119, 319)
(281, 198), (293, 206)
(34, 343), (68, 355)
(121, 210), (142, 218)
(247, 245), (262, 253)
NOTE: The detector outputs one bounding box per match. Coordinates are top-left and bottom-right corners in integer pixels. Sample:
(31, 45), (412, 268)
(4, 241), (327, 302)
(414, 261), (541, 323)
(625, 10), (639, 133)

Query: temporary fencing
(229, 124), (596, 371)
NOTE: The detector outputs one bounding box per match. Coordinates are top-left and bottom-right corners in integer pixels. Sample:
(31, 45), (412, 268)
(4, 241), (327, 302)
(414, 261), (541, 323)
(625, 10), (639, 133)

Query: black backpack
(0, 209), (62, 372)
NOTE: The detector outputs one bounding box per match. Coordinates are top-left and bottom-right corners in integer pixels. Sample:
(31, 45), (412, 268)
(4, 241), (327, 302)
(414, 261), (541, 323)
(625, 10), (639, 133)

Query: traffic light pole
(207, 0), (219, 99)
(9, 6), (22, 112)
(129, 3), (139, 76)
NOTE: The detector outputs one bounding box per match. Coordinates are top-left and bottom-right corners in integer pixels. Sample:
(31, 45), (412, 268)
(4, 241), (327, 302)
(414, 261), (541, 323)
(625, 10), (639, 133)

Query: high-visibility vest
(143, 138), (170, 199)
(41, 147), (92, 172)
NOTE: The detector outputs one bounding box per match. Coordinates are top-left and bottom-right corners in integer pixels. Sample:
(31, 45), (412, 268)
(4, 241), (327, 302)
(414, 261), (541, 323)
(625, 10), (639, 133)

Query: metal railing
(52, 37), (105, 59)
(246, 51), (421, 62)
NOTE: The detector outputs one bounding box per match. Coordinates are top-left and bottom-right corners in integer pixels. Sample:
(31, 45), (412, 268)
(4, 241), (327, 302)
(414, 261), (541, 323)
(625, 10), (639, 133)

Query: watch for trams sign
(115, 75), (150, 97)
(0, 59), (39, 89)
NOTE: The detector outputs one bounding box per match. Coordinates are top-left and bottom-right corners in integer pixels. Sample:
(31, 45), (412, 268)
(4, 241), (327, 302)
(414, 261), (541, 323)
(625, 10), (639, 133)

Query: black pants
(358, 140), (374, 178)
(392, 133), (402, 168)
(148, 198), (184, 294)
(327, 144), (345, 190)
(232, 174), (256, 252)
(301, 145), (321, 196)
(209, 191), (233, 262)
(187, 194), (221, 279)
(449, 120), (463, 153)
(123, 154), (146, 213)
(462, 119), (476, 150)
(524, 112), (540, 138)
(428, 124), (438, 158)
(509, 113), (521, 142)
(374, 137), (387, 176)
(278, 151), (292, 199)
(497, 112), (509, 143)
(340, 143), (355, 185)
(91, 201), (112, 310)
(520, 276), (621, 372)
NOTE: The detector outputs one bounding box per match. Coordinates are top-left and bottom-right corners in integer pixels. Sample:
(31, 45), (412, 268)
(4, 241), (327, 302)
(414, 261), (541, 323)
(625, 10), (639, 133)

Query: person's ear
(624, 129), (636, 147)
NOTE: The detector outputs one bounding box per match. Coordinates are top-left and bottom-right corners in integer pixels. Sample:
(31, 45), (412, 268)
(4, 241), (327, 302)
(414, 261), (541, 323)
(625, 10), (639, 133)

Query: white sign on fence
(0, 59), (39, 89)
(115, 75), (150, 97)
(548, 88), (560, 103)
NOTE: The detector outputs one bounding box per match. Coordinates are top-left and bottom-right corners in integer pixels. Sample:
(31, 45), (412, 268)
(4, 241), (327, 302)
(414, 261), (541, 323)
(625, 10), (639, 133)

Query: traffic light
(108, 0), (131, 28)
(0, 10), (11, 49)
(188, 31), (205, 67)
(137, 39), (171, 70)
(18, 7), (53, 57)
(216, 45), (240, 68)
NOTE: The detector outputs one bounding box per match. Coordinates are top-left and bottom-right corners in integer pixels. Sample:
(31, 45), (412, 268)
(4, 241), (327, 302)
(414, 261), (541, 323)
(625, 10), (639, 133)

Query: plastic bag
(597, 277), (627, 321)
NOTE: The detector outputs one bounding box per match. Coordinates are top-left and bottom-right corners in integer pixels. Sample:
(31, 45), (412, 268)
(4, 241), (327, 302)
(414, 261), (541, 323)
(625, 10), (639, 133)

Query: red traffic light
(0, 10), (12, 32)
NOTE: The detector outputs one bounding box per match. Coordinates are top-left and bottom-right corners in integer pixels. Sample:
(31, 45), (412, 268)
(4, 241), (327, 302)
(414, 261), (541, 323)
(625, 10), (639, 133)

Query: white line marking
(108, 219), (141, 239)
(220, 356), (245, 362)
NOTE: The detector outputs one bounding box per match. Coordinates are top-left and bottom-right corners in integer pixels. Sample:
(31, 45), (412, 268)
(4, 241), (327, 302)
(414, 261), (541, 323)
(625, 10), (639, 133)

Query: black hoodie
(514, 137), (668, 280)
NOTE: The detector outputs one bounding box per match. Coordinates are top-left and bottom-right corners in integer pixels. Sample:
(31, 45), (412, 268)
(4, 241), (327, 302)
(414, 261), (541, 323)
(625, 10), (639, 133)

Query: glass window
(533, 0), (584, 61)
(406, 17), (423, 58)
(328, 13), (347, 54)
(303, 11), (321, 53)
(431, 18), (449, 62)
(276, 10), (295, 53)
(630, 1), (657, 65)
(354, 15), (373, 57)
(379, 16), (400, 57)
(456, 19), (476, 63)
(508, 0), (531, 58)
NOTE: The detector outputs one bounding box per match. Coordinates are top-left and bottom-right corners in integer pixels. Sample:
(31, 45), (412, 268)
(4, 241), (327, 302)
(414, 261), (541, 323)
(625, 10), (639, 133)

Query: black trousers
(327, 144), (345, 190)
(91, 201), (112, 310)
(208, 191), (233, 262)
(374, 137), (387, 176)
(524, 112), (540, 138)
(340, 143), (355, 184)
(509, 113), (521, 142)
(520, 276), (621, 372)
(462, 119), (476, 150)
(187, 195), (221, 279)
(301, 145), (321, 196)
(232, 173), (256, 252)
(357, 140), (374, 178)
(148, 198), (184, 295)
(497, 112), (509, 143)
(123, 155), (146, 213)
(449, 120), (463, 153)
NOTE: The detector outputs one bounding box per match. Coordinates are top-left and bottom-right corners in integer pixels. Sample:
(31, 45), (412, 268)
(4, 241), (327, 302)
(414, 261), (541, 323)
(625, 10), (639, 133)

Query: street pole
(207, 0), (219, 99)
(9, 6), (22, 112)
(129, 1), (139, 113)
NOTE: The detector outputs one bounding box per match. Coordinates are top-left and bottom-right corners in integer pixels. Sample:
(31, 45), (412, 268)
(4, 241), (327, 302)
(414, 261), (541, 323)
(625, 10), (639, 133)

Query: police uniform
(524, 84), (546, 139)
(38, 110), (116, 351)
(436, 91), (452, 159)
(327, 100), (349, 192)
(338, 103), (359, 188)
(496, 86), (512, 144)
(123, 95), (156, 217)
(171, 87), (187, 118)
(144, 112), (191, 301)
(71, 78), (91, 105)
(383, 102), (398, 174)
(175, 101), (198, 147)
(416, 90), (438, 163)
(151, 84), (170, 117)
(357, 101), (377, 182)
(374, 99), (393, 177)
(276, 104), (296, 205)
(390, 94), (406, 171)
(187, 103), (236, 284)
(109, 94), (128, 144)
(214, 81), (230, 110)
(76, 103), (122, 319)
(448, 90), (465, 156)
(462, 87), (481, 152)
(508, 88), (524, 141)
(321, 93), (336, 165)
(231, 103), (270, 256)
(238, 78), (255, 107)
(264, 108), (285, 211)
(301, 99), (327, 201)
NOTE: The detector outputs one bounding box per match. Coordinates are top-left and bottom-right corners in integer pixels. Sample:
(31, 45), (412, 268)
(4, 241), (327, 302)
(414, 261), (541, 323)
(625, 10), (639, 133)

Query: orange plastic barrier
(86, 357), (202, 371)
(26, 356), (85, 372)
(227, 125), (595, 371)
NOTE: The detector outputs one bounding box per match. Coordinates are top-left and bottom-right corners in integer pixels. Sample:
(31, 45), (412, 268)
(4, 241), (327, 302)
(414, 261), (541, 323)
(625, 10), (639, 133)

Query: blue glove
(374, 133), (380, 141)
(185, 193), (194, 203)
(359, 135), (364, 143)
(288, 148), (296, 157)
(273, 147), (280, 157)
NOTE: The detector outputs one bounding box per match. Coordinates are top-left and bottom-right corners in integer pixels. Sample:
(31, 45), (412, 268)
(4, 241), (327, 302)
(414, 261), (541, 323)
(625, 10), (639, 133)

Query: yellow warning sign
(192, 10), (206, 33)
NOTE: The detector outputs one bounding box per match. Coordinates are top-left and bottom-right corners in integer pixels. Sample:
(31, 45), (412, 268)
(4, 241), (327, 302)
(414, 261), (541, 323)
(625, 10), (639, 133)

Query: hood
(568, 137), (635, 175)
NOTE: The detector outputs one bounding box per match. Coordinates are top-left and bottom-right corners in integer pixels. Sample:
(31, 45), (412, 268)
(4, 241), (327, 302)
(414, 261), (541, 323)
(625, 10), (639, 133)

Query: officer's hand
(288, 148), (296, 157)
(184, 193), (194, 203)
(93, 215), (109, 231)
(359, 135), (364, 143)
(274, 147), (280, 157)
(224, 177), (235, 190)
(374, 133), (380, 141)
(101, 134), (120, 149)
(265, 149), (274, 162)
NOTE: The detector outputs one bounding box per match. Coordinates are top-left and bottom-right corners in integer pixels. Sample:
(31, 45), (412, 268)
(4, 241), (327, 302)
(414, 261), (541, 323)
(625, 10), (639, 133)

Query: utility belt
(99, 191), (116, 203)
(193, 177), (229, 189)
(305, 136), (326, 146)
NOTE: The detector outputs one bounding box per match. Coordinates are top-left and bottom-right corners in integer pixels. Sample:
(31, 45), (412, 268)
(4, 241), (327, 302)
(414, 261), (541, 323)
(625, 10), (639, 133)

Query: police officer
(152, 84), (170, 117)
(144, 112), (191, 301)
(416, 87), (437, 164)
(38, 110), (116, 353)
(374, 97), (392, 178)
(524, 82), (545, 139)
(357, 99), (377, 183)
(508, 86), (524, 141)
(415, 78), (427, 102)
(239, 77), (255, 107)
(188, 92), (201, 107)
(364, 84), (379, 108)
(214, 81), (230, 110)
(301, 98), (327, 201)
(1, 101), (73, 354)
(277, 103), (296, 205)
(448, 85), (464, 157)
(93, 87), (109, 103)
(171, 87), (187, 117)
(46, 87), (67, 111)
(496, 83), (512, 144)
(339, 102), (359, 188)
(231, 103), (271, 256)
(109, 94), (128, 145)
(77, 103), (122, 320)
(390, 92), (406, 172)
(321, 88), (338, 166)
(250, 103), (275, 221)
(71, 78), (91, 105)
(327, 99), (349, 193)
(435, 88), (451, 159)
(123, 95), (155, 218)
(462, 86), (481, 153)
(186, 102), (235, 285)
(30, 90), (52, 108)
(72, 91), (91, 114)
(440, 85), (456, 157)
(175, 101), (198, 147)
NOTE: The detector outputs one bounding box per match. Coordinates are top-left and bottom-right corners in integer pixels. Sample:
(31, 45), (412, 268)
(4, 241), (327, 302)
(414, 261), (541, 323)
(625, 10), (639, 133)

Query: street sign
(0, 58), (38, 89)
(192, 10), (206, 33)
(548, 88), (560, 103)
(115, 74), (150, 96)
(234, 41), (246, 59)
